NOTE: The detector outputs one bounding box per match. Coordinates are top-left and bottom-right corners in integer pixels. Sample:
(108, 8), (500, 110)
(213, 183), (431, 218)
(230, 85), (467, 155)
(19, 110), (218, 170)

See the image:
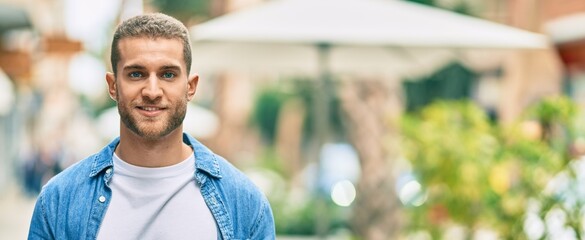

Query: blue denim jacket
(28, 133), (275, 240)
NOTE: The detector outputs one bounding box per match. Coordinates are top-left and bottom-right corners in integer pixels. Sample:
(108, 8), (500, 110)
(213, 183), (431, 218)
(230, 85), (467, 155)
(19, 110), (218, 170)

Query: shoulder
(40, 153), (98, 197)
(210, 154), (272, 215)
(40, 139), (117, 196)
(211, 154), (275, 237)
(32, 152), (101, 227)
(212, 156), (275, 239)
(214, 154), (266, 200)
(188, 133), (264, 200)
(185, 133), (272, 219)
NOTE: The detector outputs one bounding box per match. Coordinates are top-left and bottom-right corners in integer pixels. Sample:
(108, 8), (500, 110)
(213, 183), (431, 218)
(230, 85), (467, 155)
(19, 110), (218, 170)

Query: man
(28, 13), (275, 240)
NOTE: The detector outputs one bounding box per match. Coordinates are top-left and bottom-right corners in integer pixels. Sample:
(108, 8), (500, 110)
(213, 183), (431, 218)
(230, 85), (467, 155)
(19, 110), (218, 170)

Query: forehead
(117, 37), (185, 70)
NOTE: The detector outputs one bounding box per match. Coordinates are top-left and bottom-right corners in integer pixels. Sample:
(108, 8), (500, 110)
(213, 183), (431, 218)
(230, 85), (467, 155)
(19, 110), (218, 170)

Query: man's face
(106, 37), (198, 141)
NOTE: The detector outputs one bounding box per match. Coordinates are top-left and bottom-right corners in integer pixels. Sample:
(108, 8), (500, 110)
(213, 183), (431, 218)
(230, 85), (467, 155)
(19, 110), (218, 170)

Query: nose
(142, 75), (163, 100)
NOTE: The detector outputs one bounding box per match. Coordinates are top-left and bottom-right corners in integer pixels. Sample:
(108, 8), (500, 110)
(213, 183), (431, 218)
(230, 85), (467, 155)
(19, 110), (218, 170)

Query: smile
(136, 106), (166, 117)
(139, 106), (164, 111)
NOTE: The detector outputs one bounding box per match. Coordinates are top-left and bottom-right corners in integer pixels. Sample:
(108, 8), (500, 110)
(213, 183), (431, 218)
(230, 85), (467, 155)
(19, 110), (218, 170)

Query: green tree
(400, 97), (583, 239)
(149, 0), (213, 23)
(404, 0), (476, 16)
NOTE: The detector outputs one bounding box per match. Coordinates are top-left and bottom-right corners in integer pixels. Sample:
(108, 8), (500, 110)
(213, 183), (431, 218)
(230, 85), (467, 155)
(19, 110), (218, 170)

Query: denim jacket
(28, 133), (275, 240)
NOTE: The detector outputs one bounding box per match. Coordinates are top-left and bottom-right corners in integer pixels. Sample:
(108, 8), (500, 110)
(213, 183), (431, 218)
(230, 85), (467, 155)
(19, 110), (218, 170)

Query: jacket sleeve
(28, 192), (53, 240)
(248, 196), (276, 240)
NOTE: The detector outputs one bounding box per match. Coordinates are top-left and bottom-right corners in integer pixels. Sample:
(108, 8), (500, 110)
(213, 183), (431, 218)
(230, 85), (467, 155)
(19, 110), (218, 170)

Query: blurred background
(2, 0), (585, 239)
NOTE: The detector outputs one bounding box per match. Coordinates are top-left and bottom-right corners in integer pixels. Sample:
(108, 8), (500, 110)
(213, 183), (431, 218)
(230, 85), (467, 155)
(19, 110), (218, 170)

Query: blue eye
(162, 72), (175, 79)
(129, 72), (142, 78)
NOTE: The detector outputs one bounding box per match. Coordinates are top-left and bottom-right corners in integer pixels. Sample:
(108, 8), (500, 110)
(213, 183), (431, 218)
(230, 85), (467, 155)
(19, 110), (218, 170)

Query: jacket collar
(89, 133), (222, 178)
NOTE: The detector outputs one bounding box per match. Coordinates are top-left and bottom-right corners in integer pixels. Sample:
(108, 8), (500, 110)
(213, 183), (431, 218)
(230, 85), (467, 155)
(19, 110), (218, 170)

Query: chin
(136, 130), (167, 140)
(135, 125), (180, 140)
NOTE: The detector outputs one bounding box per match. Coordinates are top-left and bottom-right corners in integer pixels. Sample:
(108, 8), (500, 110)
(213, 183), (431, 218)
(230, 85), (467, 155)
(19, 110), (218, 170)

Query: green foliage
(403, 62), (478, 112)
(451, 2), (474, 15)
(404, 0), (476, 16)
(256, 146), (348, 236)
(250, 80), (353, 236)
(251, 87), (291, 144)
(526, 96), (576, 126)
(149, 0), (212, 22)
(401, 101), (497, 238)
(405, 0), (436, 6)
(272, 196), (318, 235)
(91, 94), (117, 118)
(250, 79), (346, 145)
(270, 185), (352, 236)
(400, 96), (583, 239)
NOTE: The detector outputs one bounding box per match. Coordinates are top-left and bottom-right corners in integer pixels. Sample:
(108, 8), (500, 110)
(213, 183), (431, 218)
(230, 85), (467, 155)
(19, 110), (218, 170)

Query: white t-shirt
(97, 153), (218, 240)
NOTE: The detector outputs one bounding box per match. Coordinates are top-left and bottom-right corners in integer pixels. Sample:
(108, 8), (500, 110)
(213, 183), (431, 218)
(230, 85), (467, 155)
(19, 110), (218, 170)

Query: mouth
(138, 106), (164, 111)
(136, 106), (166, 117)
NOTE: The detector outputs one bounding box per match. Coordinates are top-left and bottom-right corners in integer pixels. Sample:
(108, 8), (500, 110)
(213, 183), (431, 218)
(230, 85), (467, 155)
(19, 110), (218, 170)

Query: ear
(106, 72), (117, 102)
(187, 74), (199, 101)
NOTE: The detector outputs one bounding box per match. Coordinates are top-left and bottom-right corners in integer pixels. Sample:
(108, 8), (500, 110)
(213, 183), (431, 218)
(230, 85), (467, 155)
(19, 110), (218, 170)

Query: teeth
(142, 107), (161, 111)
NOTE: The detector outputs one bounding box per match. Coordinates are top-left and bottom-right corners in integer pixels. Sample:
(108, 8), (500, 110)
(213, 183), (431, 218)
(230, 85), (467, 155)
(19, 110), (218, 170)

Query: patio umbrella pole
(313, 43), (331, 238)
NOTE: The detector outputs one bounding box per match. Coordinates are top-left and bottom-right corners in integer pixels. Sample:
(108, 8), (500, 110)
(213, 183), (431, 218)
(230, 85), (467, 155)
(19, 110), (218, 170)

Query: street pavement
(0, 184), (35, 240)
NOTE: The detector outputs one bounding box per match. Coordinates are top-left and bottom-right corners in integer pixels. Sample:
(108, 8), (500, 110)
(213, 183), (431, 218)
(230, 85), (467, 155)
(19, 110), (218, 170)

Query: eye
(129, 72), (143, 78)
(162, 72), (176, 79)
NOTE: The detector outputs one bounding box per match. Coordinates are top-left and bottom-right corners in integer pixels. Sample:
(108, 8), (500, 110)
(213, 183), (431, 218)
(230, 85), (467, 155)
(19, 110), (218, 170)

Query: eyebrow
(122, 64), (146, 71)
(122, 64), (182, 72)
(160, 65), (181, 72)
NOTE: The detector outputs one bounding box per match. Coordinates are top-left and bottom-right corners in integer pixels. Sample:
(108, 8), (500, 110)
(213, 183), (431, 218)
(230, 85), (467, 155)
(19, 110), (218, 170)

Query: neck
(115, 125), (192, 167)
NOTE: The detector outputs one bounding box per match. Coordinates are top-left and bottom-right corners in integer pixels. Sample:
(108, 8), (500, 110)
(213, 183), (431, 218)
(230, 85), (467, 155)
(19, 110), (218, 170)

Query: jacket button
(106, 168), (112, 174)
(98, 196), (106, 203)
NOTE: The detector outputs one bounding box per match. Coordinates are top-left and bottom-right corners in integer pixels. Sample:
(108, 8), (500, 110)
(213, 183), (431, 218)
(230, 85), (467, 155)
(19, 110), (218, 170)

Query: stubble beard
(117, 92), (188, 141)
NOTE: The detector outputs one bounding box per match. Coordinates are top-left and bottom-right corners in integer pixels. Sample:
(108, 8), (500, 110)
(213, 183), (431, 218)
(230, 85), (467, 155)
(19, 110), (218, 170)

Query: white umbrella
(192, 0), (546, 47)
(190, 0), (549, 78)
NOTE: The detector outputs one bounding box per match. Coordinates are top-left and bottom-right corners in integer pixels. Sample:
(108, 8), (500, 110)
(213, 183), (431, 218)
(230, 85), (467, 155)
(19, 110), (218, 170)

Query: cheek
(167, 86), (189, 98)
(116, 85), (141, 101)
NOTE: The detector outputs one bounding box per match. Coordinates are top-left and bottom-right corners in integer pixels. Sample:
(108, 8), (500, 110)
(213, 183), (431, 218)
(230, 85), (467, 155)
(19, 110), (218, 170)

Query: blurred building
(0, 0), (104, 195)
(0, 2), (35, 194)
(537, 1), (585, 106)
(495, 0), (585, 110)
